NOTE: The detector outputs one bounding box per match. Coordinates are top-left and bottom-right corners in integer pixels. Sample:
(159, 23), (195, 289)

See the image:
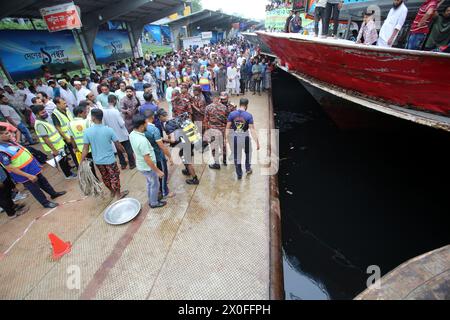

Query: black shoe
(246, 169), (253, 175)
(237, 175), (243, 180)
(182, 169), (190, 176)
(150, 201), (167, 209)
(209, 164), (221, 170)
(14, 204), (26, 211)
(44, 202), (58, 209)
(186, 177), (200, 185)
(51, 191), (67, 200)
(129, 165), (136, 170)
(223, 159), (227, 166)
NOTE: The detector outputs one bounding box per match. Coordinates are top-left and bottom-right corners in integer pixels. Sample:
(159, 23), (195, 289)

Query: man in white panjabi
(226, 63), (238, 96)
(377, 0), (408, 47)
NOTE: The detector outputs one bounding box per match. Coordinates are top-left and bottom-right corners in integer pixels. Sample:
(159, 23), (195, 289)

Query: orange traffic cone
(48, 233), (71, 260)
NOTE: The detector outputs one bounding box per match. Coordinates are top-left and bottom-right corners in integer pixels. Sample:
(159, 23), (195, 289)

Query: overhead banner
(161, 26), (172, 45)
(143, 25), (162, 45)
(93, 30), (133, 64)
(265, 8), (314, 31)
(0, 30), (83, 81)
(201, 32), (213, 40)
(40, 2), (82, 32)
(265, 8), (291, 31)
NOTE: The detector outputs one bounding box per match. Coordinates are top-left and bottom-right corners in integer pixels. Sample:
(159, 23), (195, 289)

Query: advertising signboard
(0, 30), (83, 81)
(93, 30), (133, 64)
(40, 2), (82, 32)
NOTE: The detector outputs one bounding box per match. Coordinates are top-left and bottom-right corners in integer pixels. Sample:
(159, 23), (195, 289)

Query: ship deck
(356, 245), (450, 300)
(0, 93), (273, 300)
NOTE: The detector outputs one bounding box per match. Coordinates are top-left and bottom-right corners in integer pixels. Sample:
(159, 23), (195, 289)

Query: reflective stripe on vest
(69, 118), (88, 151)
(53, 108), (74, 137)
(199, 78), (209, 85)
(0, 143), (34, 169)
(34, 119), (65, 153)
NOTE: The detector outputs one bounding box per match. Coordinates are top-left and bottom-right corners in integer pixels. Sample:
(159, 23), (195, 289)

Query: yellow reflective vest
(34, 119), (65, 153)
(69, 117), (90, 152)
(52, 108), (74, 138)
(0, 143), (34, 170)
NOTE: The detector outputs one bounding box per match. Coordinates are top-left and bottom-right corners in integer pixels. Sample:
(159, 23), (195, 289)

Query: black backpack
(26, 146), (48, 164)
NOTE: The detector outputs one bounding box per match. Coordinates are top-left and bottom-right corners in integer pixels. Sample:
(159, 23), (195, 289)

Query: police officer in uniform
(0, 125), (66, 209)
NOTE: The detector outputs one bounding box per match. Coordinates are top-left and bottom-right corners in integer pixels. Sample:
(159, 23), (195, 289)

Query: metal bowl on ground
(103, 198), (141, 225)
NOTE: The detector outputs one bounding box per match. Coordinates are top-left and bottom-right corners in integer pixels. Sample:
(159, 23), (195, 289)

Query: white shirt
(44, 100), (57, 123)
(165, 86), (179, 105)
(317, 0), (327, 8)
(17, 88), (35, 107)
(227, 67), (238, 80)
(76, 87), (92, 105)
(59, 87), (77, 110)
(88, 82), (99, 97)
(159, 67), (166, 81)
(115, 89), (127, 102)
(36, 84), (53, 98)
(378, 3), (408, 45)
(102, 105), (129, 142)
(136, 91), (146, 105)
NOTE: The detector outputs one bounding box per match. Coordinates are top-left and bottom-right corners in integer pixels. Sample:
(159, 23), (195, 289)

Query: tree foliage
(191, 0), (203, 13)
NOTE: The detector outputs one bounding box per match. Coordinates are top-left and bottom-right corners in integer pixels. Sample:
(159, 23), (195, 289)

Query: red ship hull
(257, 32), (450, 116)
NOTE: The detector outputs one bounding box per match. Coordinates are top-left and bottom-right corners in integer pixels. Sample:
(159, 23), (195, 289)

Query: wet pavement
(0, 93), (271, 300)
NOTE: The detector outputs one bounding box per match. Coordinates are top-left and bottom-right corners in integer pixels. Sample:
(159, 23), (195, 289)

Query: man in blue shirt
(81, 109), (129, 200)
(129, 115), (166, 209)
(226, 98), (260, 180)
(133, 73), (147, 92)
(139, 92), (158, 116)
(144, 110), (174, 199)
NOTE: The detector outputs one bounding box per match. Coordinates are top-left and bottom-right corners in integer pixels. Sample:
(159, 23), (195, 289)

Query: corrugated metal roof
(0, 0), (184, 22)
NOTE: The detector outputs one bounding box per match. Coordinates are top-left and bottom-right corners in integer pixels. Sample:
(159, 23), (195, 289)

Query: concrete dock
(0, 92), (276, 300)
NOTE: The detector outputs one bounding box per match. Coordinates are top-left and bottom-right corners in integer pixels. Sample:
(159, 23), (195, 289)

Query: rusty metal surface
(268, 90), (284, 300)
(257, 32), (450, 115)
(0, 93), (272, 300)
(356, 245), (450, 300)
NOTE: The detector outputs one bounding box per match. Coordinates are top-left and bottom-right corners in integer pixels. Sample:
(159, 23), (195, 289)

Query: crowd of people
(0, 38), (271, 218)
(284, 0), (450, 52)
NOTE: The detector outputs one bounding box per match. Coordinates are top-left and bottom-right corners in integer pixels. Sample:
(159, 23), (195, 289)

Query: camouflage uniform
(204, 101), (229, 164)
(173, 92), (193, 118)
(220, 92), (236, 114)
(192, 93), (207, 124)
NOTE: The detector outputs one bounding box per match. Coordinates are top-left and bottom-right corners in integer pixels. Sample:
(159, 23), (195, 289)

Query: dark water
(273, 69), (450, 300)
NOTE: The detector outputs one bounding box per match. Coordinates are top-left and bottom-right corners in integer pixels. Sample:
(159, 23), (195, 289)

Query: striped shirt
(410, 0), (438, 34)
